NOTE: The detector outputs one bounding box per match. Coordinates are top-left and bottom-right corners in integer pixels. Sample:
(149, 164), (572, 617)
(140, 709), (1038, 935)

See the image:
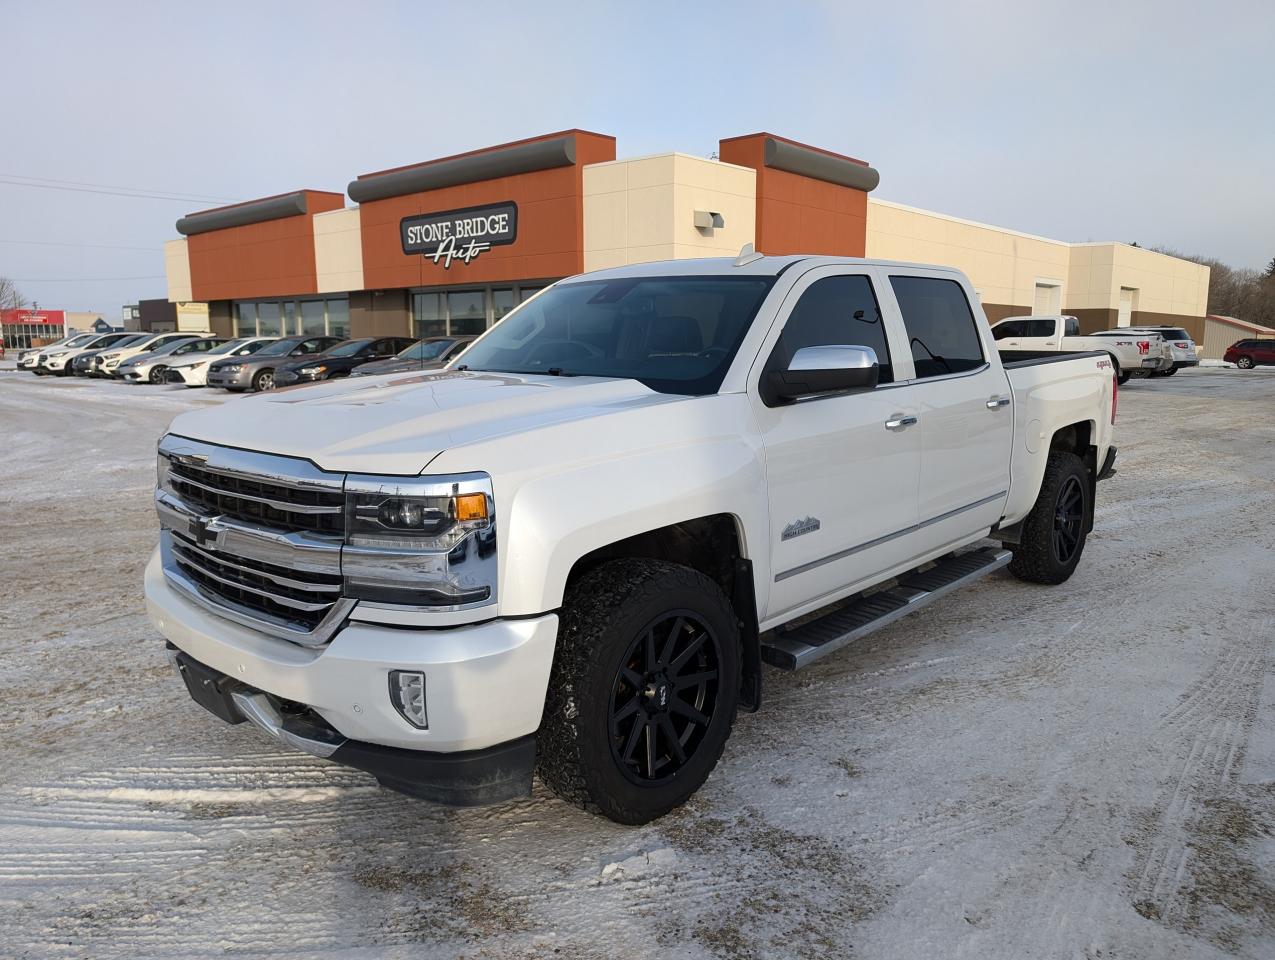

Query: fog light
(389, 670), (428, 729)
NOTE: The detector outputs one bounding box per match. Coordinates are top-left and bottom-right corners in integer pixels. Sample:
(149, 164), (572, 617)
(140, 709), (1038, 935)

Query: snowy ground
(1, 367), (1273, 960)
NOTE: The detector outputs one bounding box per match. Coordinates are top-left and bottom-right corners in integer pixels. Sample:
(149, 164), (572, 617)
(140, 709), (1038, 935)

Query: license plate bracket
(172, 649), (246, 725)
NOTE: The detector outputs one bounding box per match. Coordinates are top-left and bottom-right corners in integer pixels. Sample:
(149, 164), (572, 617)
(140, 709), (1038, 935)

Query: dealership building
(163, 129), (1211, 345)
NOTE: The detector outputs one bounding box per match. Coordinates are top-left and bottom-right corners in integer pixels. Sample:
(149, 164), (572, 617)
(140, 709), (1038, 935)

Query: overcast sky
(3, 0), (1272, 313)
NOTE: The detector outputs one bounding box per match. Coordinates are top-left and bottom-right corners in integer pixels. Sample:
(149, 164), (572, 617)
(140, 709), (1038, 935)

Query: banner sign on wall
(400, 202), (518, 269)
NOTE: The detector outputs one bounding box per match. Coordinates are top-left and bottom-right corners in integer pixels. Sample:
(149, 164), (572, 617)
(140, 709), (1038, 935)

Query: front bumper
(206, 367), (253, 389)
(167, 645), (537, 805)
(144, 548), (557, 754)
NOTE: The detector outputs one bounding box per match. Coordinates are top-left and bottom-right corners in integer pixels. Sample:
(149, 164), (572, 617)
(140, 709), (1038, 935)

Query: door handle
(885, 415), (918, 431)
(986, 396), (1011, 409)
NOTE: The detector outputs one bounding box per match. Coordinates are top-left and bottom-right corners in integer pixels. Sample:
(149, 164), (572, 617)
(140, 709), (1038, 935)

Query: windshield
(458, 276), (776, 395)
(203, 338), (247, 356)
(64, 334), (97, 347)
(398, 339), (449, 361)
(324, 338), (373, 358)
(254, 338), (302, 357)
(111, 334), (147, 348)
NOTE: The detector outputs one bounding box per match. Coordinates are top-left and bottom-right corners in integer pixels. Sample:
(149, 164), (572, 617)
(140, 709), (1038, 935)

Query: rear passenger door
(881, 272), (1012, 552)
(1007, 317), (1061, 350)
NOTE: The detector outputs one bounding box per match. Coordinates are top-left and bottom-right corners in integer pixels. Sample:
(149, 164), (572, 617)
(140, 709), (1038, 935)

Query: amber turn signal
(454, 493), (489, 522)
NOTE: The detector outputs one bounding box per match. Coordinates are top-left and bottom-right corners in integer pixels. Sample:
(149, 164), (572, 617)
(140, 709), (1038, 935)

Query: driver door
(749, 266), (920, 623)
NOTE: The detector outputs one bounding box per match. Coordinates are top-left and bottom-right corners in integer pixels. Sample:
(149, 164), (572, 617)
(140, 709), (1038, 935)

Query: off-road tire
(252, 369), (275, 392)
(1009, 450), (1089, 585)
(1236, 356), (1254, 369)
(537, 558), (740, 824)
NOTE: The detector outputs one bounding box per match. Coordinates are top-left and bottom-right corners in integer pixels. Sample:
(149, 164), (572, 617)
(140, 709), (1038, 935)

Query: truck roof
(571, 254), (968, 282)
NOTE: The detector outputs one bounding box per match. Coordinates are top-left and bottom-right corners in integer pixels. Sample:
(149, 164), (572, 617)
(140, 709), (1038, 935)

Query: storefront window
(235, 302), (257, 337)
(257, 302), (282, 337)
(326, 298), (349, 338)
(448, 291), (486, 336)
(300, 300), (326, 336)
(413, 292), (445, 338)
(283, 301), (297, 335)
(519, 286), (545, 303)
(492, 289), (516, 323)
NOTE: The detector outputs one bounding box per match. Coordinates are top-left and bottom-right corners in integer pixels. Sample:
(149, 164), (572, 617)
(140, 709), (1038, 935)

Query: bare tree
(1152, 248), (1275, 328)
(0, 276), (28, 310)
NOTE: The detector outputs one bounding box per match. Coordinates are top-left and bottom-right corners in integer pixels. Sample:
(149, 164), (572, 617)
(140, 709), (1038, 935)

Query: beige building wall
(164, 238), (193, 302)
(583, 153), (756, 272)
(1068, 243), (1209, 318)
(175, 302), (211, 332)
(313, 207), (364, 294)
(866, 199), (1071, 320)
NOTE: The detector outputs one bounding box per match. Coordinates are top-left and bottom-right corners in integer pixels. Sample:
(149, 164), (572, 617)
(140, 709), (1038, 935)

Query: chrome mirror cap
(788, 344), (878, 372)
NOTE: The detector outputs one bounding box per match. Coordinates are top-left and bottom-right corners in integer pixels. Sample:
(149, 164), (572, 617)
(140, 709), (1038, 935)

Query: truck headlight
(342, 473), (497, 609)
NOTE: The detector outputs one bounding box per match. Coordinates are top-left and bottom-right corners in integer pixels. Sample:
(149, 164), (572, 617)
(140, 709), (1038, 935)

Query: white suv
(1122, 326), (1199, 376)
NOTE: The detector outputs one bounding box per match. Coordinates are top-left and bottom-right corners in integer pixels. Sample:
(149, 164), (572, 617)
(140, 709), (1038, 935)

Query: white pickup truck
(990, 314), (1171, 384)
(146, 254), (1117, 824)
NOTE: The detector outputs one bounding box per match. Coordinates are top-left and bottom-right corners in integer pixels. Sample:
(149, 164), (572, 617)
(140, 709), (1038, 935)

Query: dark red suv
(1223, 339), (1275, 369)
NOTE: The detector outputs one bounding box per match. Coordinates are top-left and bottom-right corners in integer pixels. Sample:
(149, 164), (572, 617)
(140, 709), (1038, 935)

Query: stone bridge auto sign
(400, 202), (518, 269)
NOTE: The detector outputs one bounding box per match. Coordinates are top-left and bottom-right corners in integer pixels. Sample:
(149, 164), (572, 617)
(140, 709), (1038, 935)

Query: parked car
(350, 336), (475, 377)
(165, 337), (277, 387)
(1120, 325), (1199, 376)
(205, 335), (343, 392)
(991, 315), (1170, 383)
(97, 332), (201, 378)
(147, 254), (1117, 824)
(37, 331), (137, 376)
(19, 333), (97, 373)
(274, 337), (417, 386)
(1223, 338), (1275, 369)
(119, 336), (229, 384)
(72, 334), (149, 376)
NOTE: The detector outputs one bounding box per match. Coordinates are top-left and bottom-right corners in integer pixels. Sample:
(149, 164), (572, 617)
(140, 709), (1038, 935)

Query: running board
(760, 547), (1012, 671)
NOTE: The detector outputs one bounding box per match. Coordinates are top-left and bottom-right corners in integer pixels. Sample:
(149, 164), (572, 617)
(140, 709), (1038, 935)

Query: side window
(771, 275), (893, 383)
(295, 338), (325, 355)
(1022, 318), (1056, 338)
(992, 320), (1022, 341)
(889, 276), (985, 379)
(1065, 317), (1081, 337)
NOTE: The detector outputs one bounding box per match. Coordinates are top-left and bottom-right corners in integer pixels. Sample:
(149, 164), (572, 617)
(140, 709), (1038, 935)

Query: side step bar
(760, 547), (1012, 671)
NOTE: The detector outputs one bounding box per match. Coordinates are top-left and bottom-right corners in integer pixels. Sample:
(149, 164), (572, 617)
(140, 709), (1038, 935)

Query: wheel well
(565, 515), (762, 712)
(567, 514), (742, 600)
(1049, 420), (1098, 532)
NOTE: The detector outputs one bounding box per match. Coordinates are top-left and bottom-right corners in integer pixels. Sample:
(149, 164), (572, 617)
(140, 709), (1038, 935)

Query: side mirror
(766, 344), (879, 404)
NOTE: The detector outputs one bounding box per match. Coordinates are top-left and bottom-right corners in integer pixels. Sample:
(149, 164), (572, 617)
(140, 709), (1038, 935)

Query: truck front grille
(167, 460), (345, 536)
(170, 532), (343, 631)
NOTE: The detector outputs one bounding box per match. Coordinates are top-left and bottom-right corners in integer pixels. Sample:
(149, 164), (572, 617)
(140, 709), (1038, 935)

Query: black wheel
(538, 558), (739, 824)
(1161, 367), (1178, 377)
(1009, 451), (1089, 585)
(252, 369), (275, 391)
(1236, 356), (1254, 369)
(149, 365), (168, 384)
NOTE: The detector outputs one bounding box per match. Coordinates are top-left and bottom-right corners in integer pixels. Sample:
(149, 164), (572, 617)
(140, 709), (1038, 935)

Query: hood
(167, 369), (688, 474)
(168, 351), (222, 369)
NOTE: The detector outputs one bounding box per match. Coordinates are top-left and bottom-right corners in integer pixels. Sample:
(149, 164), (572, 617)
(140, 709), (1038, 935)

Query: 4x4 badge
(782, 517), (821, 541)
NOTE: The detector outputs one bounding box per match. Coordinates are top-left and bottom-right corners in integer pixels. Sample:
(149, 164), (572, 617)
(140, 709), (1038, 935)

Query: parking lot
(1, 366), (1273, 959)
